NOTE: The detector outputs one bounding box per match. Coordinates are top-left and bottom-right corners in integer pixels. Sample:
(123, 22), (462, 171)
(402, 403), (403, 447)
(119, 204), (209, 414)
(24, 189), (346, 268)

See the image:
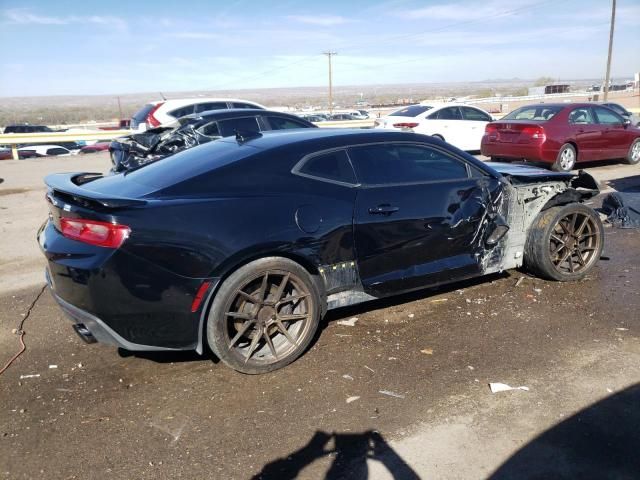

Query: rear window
(169, 105), (195, 119)
(296, 150), (356, 185)
(389, 105), (432, 117)
(266, 116), (311, 130)
(132, 104), (156, 122)
(218, 117), (260, 137)
(503, 106), (563, 121)
(125, 139), (254, 189)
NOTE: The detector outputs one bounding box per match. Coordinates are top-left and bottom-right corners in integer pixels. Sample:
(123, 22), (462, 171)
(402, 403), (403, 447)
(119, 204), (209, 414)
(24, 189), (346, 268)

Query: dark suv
(3, 124), (54, 134)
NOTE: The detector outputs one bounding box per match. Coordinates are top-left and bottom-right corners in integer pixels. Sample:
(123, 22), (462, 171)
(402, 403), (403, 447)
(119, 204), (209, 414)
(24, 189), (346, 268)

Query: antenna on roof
(159, 92), (166, 100)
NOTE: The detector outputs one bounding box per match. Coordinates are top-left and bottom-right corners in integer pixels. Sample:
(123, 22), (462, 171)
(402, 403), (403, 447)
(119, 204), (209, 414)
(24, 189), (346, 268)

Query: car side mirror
(623, 119), (631, 128)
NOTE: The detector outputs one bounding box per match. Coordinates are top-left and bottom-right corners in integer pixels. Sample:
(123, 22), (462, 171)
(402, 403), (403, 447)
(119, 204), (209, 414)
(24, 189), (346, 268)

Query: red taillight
(60, 218), (130, 248)
(485, 124), (498, 134)
(146, 102), (164, 128)
(393, 122), (419, 128)
(191, 281), (212, 313)
(522, 126), (546, 141)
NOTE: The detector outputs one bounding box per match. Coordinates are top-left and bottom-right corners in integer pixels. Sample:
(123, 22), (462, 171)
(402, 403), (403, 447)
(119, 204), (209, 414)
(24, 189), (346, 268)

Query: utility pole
(323, 51), (337, 114)
(603, 0), (616, 101)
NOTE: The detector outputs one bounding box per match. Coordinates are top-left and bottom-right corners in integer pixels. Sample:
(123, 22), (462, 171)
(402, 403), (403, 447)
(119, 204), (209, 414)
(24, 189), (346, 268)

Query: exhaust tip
(72, 323), (97, 344)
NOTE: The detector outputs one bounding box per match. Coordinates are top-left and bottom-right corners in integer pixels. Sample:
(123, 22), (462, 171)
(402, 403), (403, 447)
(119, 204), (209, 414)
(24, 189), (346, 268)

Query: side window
(461, 107), (492, 122)
(348, 144), (468, 185)
(594, 107), (624, 125)
(217, 117), (260, 137)
(232, 102), (257, 109)
(266, 116), (310, 130)
(197, 121), (221, 137)
(297, 150), (356, 185)
(168, 105), (195, 118)
(195, 102), (227, 113)
(46, 148), (68, 155)
(568, 108), (595, 125)
(435, 107), (462, 120)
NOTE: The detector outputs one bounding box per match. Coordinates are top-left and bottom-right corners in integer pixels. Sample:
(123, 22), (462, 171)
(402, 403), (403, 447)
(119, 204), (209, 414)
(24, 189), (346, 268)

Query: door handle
(369, 204), (399, 215)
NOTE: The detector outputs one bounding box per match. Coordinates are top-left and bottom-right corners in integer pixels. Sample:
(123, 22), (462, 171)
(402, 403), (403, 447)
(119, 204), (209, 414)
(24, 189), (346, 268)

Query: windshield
(502, 106), (563, 121)
(389, 105), (432, 117)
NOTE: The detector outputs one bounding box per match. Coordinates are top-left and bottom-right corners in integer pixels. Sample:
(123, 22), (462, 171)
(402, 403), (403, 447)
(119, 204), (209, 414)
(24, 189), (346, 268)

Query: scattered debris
(467, 365), (474, 370)
(420, 348), (434, 355)
(533, 288), (542, 293)
(334, 334), (352, 337)
(342, 374), (354, 381)
(379, 390), (405, 399)
(337, 317), (358, 327)
(606, 388), (613, 393)
(515, 277), (525, 287)
(346, 396), (360, 404)
(489, 382), (530, 393)
(407, 313), (415, 319)
(388, 357), (397, 361)
(19, 374), (40, 379)
(364, 365), (375, 373)
(49, 365), (58, 369)
(430, 298), (448, 304)
(616, 327), (629, 331)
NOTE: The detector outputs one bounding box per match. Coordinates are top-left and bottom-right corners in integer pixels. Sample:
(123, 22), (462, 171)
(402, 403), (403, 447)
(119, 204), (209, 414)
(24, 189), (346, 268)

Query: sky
(0, 0), (638, 97)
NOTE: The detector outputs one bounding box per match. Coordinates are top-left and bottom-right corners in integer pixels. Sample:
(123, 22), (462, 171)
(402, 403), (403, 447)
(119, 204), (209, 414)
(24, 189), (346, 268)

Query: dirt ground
(1, 152), (639, 479)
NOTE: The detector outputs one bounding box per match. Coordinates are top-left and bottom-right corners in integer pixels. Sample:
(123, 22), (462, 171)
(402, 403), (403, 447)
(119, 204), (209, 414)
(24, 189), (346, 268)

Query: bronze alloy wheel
(549, 211), (602, 275)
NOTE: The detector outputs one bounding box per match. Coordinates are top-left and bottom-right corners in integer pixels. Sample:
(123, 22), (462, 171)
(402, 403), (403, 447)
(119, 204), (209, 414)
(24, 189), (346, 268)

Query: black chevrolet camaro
(38, 129), (604, 373)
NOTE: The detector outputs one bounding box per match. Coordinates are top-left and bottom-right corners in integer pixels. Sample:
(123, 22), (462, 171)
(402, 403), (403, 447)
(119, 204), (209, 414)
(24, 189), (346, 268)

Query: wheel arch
(195, 249), (326, 355)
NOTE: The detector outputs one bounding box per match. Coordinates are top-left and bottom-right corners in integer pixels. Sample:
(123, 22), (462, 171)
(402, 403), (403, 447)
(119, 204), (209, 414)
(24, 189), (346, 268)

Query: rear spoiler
(45, 173), (147, 208)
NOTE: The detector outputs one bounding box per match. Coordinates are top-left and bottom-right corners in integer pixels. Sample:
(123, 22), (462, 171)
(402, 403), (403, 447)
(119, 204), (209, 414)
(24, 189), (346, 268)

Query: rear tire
(524, 204), (603, 282)
(206, 257), (321, 374)
(626, 139), (640, 165)
(551, 143), (576, 172)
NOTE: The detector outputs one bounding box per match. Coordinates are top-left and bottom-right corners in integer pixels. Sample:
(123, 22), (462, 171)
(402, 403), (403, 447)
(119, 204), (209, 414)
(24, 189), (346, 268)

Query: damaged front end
(483, 164), (600, 274)
(110, 121), (218, 172)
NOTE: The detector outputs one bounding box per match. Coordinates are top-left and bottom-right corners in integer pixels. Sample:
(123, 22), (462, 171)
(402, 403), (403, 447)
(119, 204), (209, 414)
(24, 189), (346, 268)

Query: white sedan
(374, 103), (494, 151)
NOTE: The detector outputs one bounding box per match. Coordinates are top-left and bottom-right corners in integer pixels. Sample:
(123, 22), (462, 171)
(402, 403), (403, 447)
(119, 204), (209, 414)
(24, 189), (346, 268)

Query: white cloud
(2, 8), (127, 30)
(287, 14), (352, 26)
(396, 0), (539, 21)
(169, 32), (224, 40)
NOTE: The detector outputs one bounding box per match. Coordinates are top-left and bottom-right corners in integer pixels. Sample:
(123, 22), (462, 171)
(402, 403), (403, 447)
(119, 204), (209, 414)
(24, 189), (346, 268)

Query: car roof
(186, 108), (292, 120)
(18, 145), (68, 150)
(149, 98), (265, 107)
(216, 127), (443, 150)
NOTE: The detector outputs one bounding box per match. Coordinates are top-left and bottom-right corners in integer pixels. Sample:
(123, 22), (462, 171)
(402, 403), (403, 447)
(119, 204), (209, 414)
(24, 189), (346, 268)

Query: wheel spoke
(559, 221), (572, 236)
(228, 320), (255, 350)
(570, 213), (578, 234)
(277, 293), (309, 306)
(575, 215), (589, 237)
(244, 326), (263, 363)
(275, 319), (298, 347)
(257, 272), (269, 302)
(226, 311), (252, 320)
(551, 242), (565, 257)
(550, 234), (565, 244)
(263, 331), (278, 360)
(575, 247), (586, 266)
(568, 254), (575, 273)
(278, 313), (308, 322)
(237, 290), (258, 303)
(273, 273), (290, 303)
(557, 248), (572, 267)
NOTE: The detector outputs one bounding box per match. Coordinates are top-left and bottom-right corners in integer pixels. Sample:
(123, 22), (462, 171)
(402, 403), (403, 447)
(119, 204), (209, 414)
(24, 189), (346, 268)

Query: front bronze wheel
(525, 204), (604, 281)
(207, 257), (321, 374)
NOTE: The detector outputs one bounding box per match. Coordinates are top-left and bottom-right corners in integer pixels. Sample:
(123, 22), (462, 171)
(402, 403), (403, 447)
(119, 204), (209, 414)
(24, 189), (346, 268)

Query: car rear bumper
(39, 220), (218, 352)
(481, 141), (555, 164)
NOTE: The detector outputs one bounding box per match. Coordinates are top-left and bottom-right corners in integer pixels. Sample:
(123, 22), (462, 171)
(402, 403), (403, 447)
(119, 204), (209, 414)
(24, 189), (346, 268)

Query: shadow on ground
(490, 384), (640, 479)
(251, 430), (419, 480)
(605, 174), (640, 192)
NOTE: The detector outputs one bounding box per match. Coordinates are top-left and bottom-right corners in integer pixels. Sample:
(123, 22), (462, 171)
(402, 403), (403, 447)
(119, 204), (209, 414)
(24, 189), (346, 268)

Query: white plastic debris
(489, 382), (529, 393)
(49, 365), (58, 369)
(379, 390), (405, 399)
(19, 374), (40, 379)
(337, 317), (358, 327)
(616, 327), (629, 331)
(342, 374), (354, 381)
(407, 313), (415, 319)
(346, 396), (360, 404)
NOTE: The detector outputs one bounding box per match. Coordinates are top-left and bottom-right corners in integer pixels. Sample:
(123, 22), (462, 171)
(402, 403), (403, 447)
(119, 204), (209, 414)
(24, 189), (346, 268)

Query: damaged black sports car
(39, 129), (603, 374)
(109, 108), (316, 172)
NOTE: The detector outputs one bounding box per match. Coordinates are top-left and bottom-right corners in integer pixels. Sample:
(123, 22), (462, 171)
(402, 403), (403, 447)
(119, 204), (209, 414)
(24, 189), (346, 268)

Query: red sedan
(79, 141), (111, 154)
(481, 103), (640, 171)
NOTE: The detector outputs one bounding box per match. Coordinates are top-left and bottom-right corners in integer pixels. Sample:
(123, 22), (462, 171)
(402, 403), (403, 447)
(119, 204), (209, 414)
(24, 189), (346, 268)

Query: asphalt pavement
(1, 152), (639, 479)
